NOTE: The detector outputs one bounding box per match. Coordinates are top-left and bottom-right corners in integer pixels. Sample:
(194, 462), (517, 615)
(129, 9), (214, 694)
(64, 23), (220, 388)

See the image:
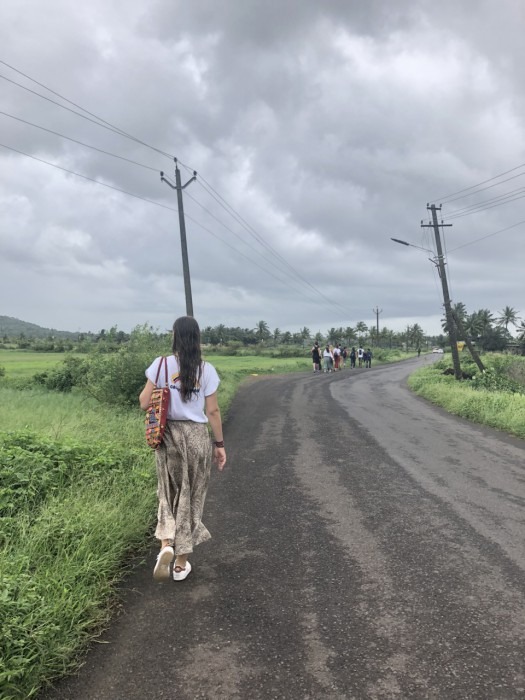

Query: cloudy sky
(1, 0), (524, 337)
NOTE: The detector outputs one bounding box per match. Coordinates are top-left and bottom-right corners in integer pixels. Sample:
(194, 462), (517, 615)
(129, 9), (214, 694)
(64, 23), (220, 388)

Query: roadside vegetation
(408, 353), (525, 439)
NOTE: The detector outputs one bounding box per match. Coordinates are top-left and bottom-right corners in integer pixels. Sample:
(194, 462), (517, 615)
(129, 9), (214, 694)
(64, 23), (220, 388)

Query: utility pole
(451, 309), (485, 372)
(160, 158), (197, 317)
(422, 205), (462, 380)
(372, 306), (383, 343)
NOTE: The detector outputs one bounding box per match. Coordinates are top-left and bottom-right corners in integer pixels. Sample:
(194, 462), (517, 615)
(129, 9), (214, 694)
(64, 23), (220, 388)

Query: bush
(33, 356), (88, 392)
(0, 431), (144, 526)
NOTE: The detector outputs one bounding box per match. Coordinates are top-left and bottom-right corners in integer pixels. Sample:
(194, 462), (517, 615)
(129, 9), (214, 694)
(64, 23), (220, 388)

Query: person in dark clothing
(311, 342), (321, 372)
(350, 347), (356, 369)
(365, 348), (373, 368)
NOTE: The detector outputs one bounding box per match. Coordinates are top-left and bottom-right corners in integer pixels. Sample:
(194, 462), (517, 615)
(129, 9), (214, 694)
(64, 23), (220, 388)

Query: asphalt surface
(42, 356), (525, 700)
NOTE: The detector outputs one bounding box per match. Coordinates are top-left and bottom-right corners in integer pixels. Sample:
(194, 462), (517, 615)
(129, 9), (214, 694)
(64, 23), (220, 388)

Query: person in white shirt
(322, 345), (334, 373)
(357, 346), (364, 367)
(333, 344), (341, 371)
(140, 316), (226, 583)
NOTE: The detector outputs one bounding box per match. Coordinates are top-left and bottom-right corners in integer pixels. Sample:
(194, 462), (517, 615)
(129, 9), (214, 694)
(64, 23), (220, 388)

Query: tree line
(2, 305), (523, 354)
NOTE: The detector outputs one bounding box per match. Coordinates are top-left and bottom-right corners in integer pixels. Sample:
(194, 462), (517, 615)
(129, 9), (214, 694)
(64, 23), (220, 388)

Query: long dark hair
(171, 316), (203, 402)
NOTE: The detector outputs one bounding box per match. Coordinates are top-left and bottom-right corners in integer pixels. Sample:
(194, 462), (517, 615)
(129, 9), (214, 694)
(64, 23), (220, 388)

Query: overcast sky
(1, 0), (524, 337)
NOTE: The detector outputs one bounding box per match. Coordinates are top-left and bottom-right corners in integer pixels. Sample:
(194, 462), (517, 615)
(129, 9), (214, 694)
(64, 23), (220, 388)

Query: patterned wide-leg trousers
(154, 420), (213, 554)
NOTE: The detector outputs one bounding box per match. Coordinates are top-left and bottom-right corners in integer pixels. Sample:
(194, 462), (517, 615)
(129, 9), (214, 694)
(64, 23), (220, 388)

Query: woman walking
(323, 344), (334, 372)
(139, 316), (226, 582)
(311, 341), (321, 372)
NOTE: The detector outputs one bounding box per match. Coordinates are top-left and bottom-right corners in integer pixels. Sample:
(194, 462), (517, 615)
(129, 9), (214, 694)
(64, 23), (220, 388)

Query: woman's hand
(213, 446), (226, 471)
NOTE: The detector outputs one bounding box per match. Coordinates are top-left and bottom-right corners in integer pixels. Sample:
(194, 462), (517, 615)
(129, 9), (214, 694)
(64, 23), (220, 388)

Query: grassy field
(0, 351), (72, 378)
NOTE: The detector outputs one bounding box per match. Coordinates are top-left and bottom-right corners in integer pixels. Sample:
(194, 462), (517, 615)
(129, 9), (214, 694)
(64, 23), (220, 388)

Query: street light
(391, 223), (462, 380)
(390, 238), (435, 255)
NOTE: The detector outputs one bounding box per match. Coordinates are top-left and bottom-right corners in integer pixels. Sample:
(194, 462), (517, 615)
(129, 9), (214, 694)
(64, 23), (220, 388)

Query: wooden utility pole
(160, 158), (197, 317)
(422, 205), (462, 380)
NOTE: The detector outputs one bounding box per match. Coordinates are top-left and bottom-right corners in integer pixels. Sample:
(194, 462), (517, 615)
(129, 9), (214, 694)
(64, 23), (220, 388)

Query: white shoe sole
(153, 547), (174, 582)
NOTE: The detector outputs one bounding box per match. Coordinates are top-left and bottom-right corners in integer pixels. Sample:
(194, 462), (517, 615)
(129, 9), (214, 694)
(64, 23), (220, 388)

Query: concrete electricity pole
(160, 158), (197, 317)
(372, 306), (383, 342)
(422, 205), (462, 380)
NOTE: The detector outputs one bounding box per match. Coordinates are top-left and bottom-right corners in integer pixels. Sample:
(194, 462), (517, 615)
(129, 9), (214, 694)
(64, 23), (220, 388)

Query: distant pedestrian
(341, 347), (348, 368)
(358, 346), (364, 367)
(417, 347), (421, 358)
(365, 348), (373, 368)
(350, 347), (356, 369)
(311, 341), (321, 372)
(333, 344), (341, 370)
(323, 345), (334, 372)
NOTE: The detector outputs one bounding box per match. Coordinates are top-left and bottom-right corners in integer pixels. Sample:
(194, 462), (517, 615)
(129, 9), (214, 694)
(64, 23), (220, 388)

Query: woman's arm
(205, 391), (226, 471)
(139, 379), (155, 410)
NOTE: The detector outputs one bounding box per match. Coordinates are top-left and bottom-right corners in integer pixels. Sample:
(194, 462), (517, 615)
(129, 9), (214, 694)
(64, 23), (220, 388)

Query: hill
(0, 316), (79, 339)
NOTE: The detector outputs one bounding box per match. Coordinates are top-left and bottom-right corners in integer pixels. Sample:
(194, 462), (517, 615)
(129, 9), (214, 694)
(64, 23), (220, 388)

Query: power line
(1, 59), (356, 318)
(0, 142), (336, 310)
(440, 172), (525, 205)
(192, 174), (355, 318)
(0, 142), (180, 212)
(0, 105), (317, 294)
(0, 110), (159, 171)
(0, 62), (174, 160)
(448, 218), (525, 253)
(434, 163), (525, 203)
(446, 191), (525, 220)
(445, 185), (525, 219)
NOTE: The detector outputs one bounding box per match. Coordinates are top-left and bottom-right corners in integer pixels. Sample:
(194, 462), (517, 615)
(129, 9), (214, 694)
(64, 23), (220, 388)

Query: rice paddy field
(0, 350), (72, 378)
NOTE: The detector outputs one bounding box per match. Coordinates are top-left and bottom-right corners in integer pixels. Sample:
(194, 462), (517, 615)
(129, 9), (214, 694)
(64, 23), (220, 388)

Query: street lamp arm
(390, 237), (434, 254)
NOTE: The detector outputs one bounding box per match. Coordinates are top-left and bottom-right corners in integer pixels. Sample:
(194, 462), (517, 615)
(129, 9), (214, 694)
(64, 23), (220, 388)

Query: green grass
(408, 356), (525, 439)
(0, 351), (74, 378)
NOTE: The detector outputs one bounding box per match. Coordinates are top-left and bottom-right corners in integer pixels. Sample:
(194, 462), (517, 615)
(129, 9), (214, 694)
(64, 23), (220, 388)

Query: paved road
(44, 357), (525, 699)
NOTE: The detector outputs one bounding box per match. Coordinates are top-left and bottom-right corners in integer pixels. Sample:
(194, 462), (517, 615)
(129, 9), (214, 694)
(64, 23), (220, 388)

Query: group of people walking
(311, 342), (373, 373)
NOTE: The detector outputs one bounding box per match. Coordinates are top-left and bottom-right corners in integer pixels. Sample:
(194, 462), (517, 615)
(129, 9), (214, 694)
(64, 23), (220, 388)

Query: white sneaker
(153, 545), (174, 582)
(173, 561), (192, 581)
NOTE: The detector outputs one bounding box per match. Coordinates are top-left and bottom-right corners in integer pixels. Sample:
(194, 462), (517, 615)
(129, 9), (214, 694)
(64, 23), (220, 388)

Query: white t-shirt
(145, 355), (220, 423)
(333, 347), (341, 356)
(358, 348), (364, 358)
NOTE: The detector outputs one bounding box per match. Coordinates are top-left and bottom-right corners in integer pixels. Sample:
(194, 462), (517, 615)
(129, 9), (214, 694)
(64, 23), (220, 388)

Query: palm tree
(300, 327), (311, 342)
(497, 306), (520, 332)
(442, 302), (468, 334)
(477, 309), (495, 336)
(410, 323), (425, 349)
(344, 326), (355, 344)
(355, 321), (368, 342)
(255, 320), (270, 343)
(215, 324), (227, 345)
(327, 327), (339, 344)
(273, 328), (281, 345)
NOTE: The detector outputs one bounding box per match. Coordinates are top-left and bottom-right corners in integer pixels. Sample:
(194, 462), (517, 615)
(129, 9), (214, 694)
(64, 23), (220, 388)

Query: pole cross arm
(160, 172), (177, 189)
(181, 173), (197, 190)
(159, 171), (196, 190)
